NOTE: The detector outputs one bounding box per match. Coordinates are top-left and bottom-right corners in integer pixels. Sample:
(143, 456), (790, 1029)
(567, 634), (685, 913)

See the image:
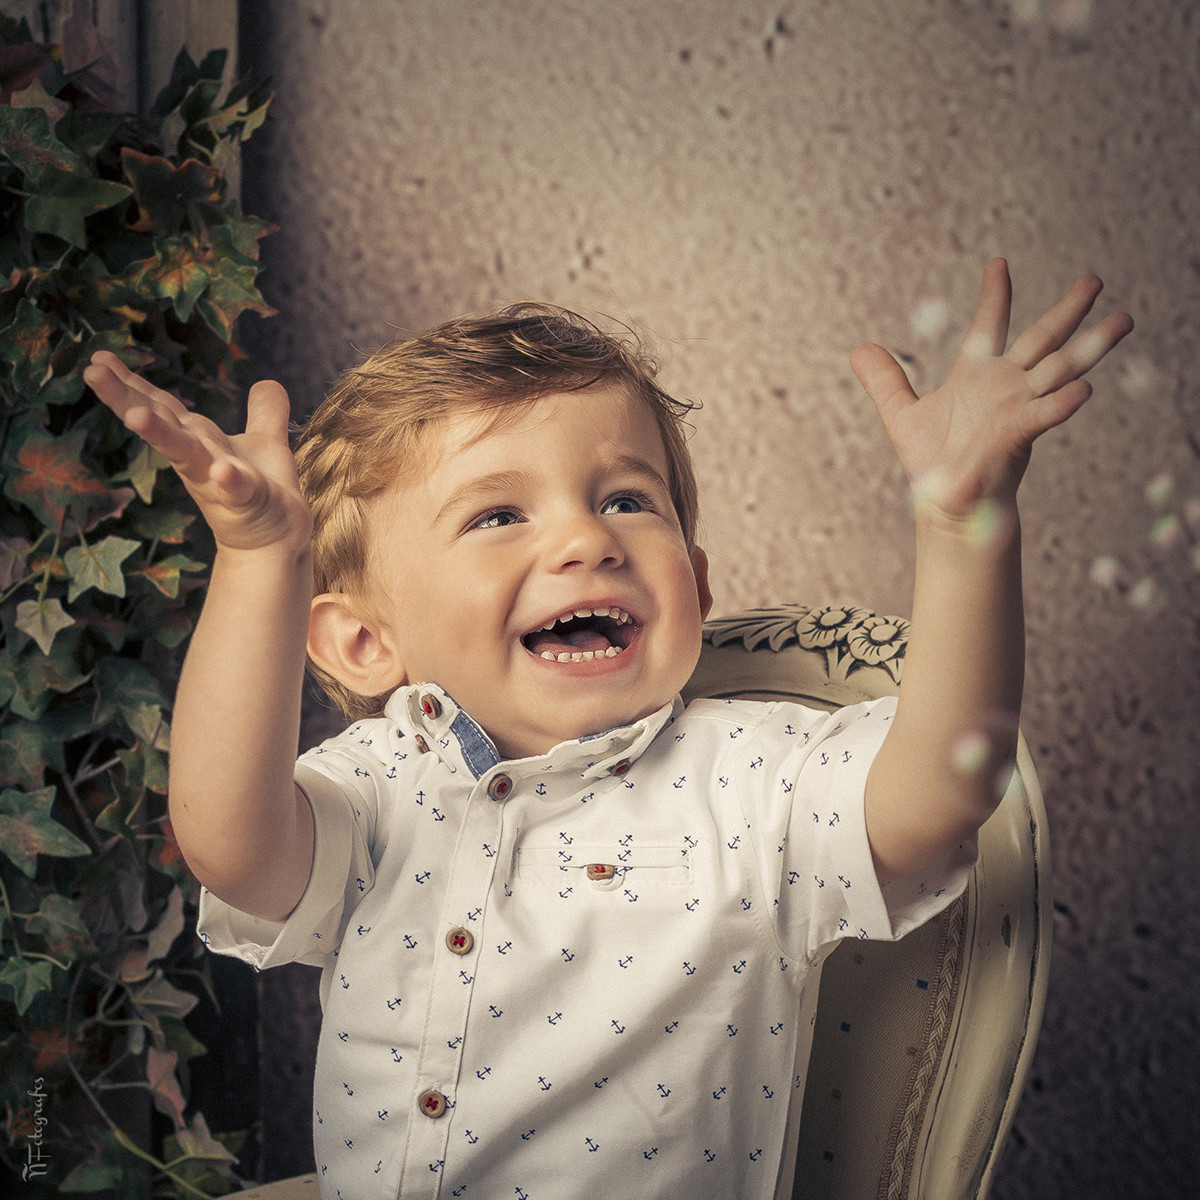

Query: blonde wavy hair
(293, 304), (701, 720)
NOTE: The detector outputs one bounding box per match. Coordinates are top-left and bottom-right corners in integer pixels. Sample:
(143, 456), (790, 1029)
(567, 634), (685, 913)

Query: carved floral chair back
(683, 605), (1052, 1200)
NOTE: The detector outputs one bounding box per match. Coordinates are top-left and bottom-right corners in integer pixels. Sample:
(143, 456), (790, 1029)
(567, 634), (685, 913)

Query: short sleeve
(197, 764), (375, 969)
(763, 698), (976, 963)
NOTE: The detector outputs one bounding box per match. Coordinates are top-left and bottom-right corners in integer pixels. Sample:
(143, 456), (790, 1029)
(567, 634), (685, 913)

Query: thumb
(244, 379), (292, 443)
(849, 343), (917, 418)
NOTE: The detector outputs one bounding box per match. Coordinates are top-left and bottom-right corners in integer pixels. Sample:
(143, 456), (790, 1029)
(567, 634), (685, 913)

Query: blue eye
(472, 508), (522, 529)
(603, 493), (648, 515)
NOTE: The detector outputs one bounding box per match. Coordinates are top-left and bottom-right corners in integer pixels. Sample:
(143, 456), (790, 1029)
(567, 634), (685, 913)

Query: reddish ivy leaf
(0, 297), (55, 396)
(146, 1045), (188, 1129)
(60, 0), (122, 110)
(0, 42), (53, 105)
(0, 785), (90, 878)
(5, 427), (112, 530)
(137, 553), (206, 598)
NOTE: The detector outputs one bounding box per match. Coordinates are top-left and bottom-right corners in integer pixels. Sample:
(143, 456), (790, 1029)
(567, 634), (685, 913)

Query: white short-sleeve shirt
(199, 685), (974, 1200)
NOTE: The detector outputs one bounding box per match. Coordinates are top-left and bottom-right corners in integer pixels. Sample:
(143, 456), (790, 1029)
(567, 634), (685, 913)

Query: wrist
(911, 493), (1021, 558)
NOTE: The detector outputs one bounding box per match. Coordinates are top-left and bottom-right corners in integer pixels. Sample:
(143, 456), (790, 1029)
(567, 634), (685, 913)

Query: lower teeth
(540, 646), (624, 662)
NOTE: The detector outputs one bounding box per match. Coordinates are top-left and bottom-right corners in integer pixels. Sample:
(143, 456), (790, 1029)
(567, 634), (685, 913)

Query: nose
(547, 509), (625, 572)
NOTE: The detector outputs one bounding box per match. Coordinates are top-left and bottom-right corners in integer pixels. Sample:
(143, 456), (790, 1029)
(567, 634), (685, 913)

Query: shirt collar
(383, 683), (681, 781)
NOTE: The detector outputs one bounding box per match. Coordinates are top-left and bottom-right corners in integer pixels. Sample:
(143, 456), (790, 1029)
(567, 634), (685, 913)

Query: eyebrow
(435, 468), (537, 527)
(607, 453), (672, 495)
(434, 454), (671, 528)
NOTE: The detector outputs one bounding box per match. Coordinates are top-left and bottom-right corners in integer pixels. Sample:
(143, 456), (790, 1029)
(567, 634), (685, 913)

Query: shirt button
(414, 734), (430, 754)
(420, 693), (442, 719)
(487, 773), (513, 801)
(445, 927), (474, 955)
(608, 758), (631, 776)
(418, 1089), (446, 1118)
(586, 863), (616, 881)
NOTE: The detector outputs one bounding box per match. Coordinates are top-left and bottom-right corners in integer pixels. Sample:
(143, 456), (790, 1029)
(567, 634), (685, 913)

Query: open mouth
(521, 606), (638, 663)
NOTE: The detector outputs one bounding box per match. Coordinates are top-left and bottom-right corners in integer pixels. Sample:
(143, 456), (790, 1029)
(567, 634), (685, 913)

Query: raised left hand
(850, 258), (1133, 526)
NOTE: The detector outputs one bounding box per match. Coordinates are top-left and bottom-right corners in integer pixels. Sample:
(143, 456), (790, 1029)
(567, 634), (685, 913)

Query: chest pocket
(515, 843), (693, 891)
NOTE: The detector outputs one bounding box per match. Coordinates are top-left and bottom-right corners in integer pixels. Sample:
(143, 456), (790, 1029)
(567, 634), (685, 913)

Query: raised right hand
(85, 351), (312, 553)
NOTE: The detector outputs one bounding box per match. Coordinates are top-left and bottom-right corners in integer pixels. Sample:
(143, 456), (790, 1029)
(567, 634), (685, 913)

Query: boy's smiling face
(362, 385), (711, 760)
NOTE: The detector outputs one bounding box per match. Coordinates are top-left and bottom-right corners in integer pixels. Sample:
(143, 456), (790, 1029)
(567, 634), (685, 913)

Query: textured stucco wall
(235, 1), (1199, 1196)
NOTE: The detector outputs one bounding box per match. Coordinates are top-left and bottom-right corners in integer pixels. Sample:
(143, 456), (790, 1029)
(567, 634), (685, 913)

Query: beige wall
(182, 0), (1200, 1194)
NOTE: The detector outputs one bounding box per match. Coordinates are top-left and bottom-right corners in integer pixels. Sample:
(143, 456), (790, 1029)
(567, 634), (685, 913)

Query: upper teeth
(538, 606), (631, 631)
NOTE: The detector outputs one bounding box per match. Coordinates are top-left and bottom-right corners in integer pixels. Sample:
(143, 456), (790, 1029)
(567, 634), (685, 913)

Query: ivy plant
(0, 10), (273, 1196)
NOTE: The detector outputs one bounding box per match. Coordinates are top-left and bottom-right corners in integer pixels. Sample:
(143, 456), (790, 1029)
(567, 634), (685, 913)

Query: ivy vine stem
(0, 871), (25, 959)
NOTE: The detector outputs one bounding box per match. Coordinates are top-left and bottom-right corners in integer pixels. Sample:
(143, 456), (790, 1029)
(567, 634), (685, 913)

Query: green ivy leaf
(144, 884), (184, 963)
(15, 596), (75, 654)
(24, 168), (133, 249)
(0, 104), (85, 176)
(118, 738), (168, 795)
(125, 234), (211, 322)
(121, 147), (222, 233)
(0, 535), (31, 591)
(130, 968), (198, 1022)
(119, 441), (169, 504)
(58, 1127), (147, 1195)
(130, 504), (194, 544)
(25, 892), (91, 959)
(0, 716), (69, 788)
(0, 955), (54, 1015)
(9, 640), (90, 721)
(63, 534), (139, 602)
(93, 656), (168, 727)
(0, 785), (90, 877)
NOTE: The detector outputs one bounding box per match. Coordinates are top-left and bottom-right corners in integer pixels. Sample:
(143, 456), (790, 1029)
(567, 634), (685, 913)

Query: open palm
(851, 259), (1133, 523)
(85, 351), (312, 553)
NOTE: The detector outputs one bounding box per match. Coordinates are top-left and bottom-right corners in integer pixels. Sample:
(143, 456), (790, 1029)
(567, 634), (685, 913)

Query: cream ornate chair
(686, 605), (1052, 1200)
(238, 604), (1051, 1200)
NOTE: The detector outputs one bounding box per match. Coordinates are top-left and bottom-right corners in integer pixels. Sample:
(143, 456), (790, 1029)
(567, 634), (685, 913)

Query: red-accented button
(418, 1089), (446, 1118)
(420, 693), (442, 719)
(487, 773), (513, 801)
(445, 927), (474, 955)
(586, 863), (616, 881)
(608, 759), (631, 776)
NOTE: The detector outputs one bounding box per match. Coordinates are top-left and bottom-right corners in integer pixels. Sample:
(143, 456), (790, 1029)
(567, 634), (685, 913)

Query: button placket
(397, 766), (513, 1189)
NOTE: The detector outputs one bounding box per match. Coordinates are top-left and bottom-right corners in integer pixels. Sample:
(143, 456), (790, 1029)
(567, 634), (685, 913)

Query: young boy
(86, 259), (1130, 1199)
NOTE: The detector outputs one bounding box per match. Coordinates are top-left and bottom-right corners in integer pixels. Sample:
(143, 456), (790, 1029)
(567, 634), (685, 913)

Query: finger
(958, 258), (1012, 358)
(850, 342), (918, 418)
(244, 379), (293, 444)
(117, 402), (230, 483)
(1021, 378), (1093, 441)
(1007, 274), (1104, 369)
(1025, 310), (1134, 397)
(84, 351), (190, 422)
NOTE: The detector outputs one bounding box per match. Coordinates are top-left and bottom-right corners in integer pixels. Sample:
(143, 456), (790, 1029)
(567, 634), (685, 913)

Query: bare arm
(852, 260), (1133, 883)
(85, 352), (315, 921)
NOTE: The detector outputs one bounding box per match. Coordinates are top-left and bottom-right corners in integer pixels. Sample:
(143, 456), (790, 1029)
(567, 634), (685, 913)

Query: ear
(690, 546), (714, 621)
(307, 593), (408, 697)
